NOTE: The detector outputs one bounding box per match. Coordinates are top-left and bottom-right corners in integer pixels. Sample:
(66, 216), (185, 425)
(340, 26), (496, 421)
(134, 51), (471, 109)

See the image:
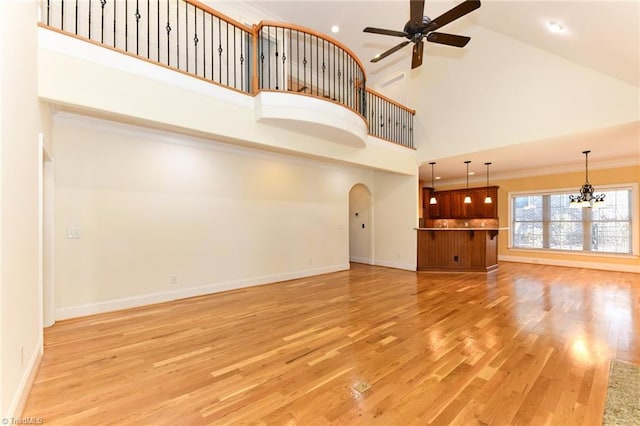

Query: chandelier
(569, 150), (605, 208)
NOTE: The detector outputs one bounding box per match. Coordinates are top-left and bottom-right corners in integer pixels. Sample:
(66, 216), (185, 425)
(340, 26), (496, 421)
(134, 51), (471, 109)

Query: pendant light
(484, 162), (493, 204)
(569, 150), (605, 208)
(429, 162), (437, 205)
(464, 160), (472, 204)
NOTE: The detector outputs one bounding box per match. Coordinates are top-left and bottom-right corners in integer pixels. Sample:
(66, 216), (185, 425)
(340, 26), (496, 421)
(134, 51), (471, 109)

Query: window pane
(549, 194), (582, 221)
(511, 188), (632, 254)
(513, 196), (542, 221)
(513, 222), (543, 248)
(549, 221), (583, 250)
(591, 190), (632, 254)
(592, 222), (631, 253)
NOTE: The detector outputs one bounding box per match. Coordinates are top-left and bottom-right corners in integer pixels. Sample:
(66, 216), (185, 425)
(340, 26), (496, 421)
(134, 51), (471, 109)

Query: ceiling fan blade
(411, 40), (424, 69)
(426, 0), (481, 32)
(426, 32), (471, 47)
(371, 40), (411, 63)
(410, 0), (425, 24)
(363, 27), (408, 38)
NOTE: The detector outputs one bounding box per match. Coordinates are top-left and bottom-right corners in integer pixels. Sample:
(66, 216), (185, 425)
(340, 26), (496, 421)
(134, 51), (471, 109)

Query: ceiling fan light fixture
(363, 0), (481, 68)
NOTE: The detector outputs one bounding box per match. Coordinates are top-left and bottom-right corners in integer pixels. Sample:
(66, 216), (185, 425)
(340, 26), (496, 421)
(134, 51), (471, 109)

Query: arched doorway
(349, 184), (373, 264)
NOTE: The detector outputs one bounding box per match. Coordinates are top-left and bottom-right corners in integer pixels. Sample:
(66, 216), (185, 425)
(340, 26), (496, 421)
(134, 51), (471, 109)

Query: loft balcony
(38, 0), (416, 158)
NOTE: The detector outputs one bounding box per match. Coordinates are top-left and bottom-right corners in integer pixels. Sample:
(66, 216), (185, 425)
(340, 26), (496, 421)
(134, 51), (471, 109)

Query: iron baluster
(184, 1), (188, 72)
(100, 0), (105, 43)
(218, 19), (222, 85)
(165, 0), (171, 66)
(156, 0), (159, 61)
(225, 21), (229, 86)
(194, 4), (198, 75)
(176, 0), (179, 69)
(88, 0), (92, 39)
(135, 0), (140, 55)
(125, 0), (128, 51)
(202, 9), (206, 79)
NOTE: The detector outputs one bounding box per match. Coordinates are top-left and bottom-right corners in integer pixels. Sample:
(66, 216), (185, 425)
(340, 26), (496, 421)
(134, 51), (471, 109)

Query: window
(511, 187), (633, 254)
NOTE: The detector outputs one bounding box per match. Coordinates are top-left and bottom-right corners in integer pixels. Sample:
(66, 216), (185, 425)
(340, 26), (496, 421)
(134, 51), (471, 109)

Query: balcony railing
(39, 0), (414, 148)
(255, 22), (366, 118)
(42, 0), (252, 92)
(366, 89), (415, 148)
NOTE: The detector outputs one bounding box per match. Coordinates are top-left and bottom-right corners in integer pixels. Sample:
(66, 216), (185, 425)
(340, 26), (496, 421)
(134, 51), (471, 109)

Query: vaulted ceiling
(221, 1), (639, 183)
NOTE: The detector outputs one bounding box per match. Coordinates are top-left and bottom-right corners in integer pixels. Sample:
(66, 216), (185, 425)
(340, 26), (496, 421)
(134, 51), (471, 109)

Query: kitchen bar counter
(416, 228), (506, 272)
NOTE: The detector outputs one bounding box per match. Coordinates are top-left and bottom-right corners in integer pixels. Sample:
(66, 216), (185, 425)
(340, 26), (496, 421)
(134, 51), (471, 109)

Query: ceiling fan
(363, 0), (481, 69)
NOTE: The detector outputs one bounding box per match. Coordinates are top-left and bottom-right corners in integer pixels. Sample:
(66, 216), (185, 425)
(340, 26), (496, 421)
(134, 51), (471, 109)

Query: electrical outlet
(169, 275), (178, 286)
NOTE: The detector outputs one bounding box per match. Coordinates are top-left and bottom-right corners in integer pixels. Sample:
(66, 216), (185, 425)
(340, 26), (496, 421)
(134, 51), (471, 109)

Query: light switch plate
(67, 228), (81, 239)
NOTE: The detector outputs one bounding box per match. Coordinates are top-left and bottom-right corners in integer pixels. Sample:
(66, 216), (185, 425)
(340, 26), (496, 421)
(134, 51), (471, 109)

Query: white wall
(53, 114), (413, 318)
(0, 0), (43, 417)
(38, 28), (417, 177)
(373, 171), (419, 270)
(411, 26), (639, 160)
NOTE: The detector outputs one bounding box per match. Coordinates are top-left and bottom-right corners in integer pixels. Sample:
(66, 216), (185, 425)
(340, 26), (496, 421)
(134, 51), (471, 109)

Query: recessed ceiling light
(468, 171), (475, 176)
(547, 21), (565, 33)
(435, 176), (442, 180)
(331, 25), (340, 33)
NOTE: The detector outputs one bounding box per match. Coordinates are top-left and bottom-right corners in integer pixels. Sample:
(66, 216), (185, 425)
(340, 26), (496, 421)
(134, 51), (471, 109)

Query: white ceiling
(240, 0), (639, 183)
(246, 0), (639, 86)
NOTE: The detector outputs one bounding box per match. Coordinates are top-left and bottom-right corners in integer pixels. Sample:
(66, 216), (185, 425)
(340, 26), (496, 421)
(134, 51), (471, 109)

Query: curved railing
(38, 0), (414, 148)
(254, 21), (367, 118)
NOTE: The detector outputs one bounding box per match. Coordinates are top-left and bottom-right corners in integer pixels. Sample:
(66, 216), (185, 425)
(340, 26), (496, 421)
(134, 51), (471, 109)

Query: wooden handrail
(366, 88), (416, 115)
(184, 0), (253, 33)
(255, 20), (367, 80)
(251, 24), (259, 95)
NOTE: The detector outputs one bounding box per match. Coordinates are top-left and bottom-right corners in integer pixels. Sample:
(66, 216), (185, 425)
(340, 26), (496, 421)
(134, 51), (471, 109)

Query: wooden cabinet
(427, 191), (451, 219)
(426, 186), (498, 219)
(417, 229), (498, 272)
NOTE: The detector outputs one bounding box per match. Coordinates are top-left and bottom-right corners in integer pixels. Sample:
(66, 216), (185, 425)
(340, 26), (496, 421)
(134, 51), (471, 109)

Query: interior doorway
(40, 137), (54, 327)
(349, 184), (373, 265)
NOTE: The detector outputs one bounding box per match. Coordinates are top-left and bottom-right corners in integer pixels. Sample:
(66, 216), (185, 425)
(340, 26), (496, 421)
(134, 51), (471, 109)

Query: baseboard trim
(349, 256), (373, 265)
(56, 264), (350, 320)
(6, 337), (43, 418)
(373, 259), (416, 271)
(498, 255), (640, 273)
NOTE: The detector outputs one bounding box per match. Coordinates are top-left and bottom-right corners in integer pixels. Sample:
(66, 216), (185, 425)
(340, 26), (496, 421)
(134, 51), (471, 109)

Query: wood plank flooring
(23, 262), (640, 424)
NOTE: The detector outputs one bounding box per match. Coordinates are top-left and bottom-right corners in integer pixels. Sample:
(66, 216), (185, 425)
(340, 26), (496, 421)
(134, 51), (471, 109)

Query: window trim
(508, 183), (639, 256)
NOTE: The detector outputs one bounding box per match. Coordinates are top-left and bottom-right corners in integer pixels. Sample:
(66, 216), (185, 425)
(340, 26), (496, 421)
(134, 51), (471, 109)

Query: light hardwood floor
(24, 262), (640, 424)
